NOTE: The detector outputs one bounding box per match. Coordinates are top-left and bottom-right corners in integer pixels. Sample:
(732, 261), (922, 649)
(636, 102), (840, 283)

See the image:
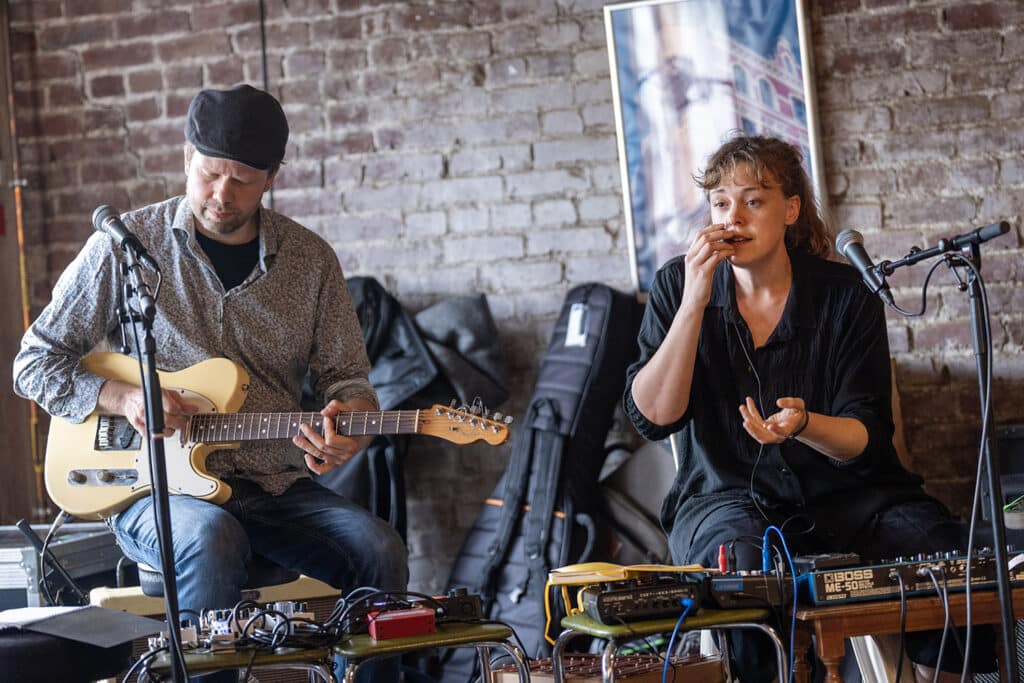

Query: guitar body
(45, 352), (248, 520)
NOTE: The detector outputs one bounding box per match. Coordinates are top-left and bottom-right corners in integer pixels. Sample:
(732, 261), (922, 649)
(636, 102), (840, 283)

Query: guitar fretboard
(186, 410), (422, 443)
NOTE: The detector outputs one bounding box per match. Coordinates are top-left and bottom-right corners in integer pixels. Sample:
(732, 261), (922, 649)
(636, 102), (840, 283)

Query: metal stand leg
(601, 639), (618, 683)
(551, 629), (584, 683)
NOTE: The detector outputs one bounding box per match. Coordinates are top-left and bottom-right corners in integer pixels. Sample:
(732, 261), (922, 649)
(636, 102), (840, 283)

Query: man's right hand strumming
(97, 379), (196, 437)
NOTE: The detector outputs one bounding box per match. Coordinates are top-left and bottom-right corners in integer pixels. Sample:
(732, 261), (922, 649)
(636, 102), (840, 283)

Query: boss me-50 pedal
(796, 549), (1024, 605)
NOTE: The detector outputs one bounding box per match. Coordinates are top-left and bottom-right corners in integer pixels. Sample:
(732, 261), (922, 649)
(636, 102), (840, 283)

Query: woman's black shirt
(624, 250), (929, 547)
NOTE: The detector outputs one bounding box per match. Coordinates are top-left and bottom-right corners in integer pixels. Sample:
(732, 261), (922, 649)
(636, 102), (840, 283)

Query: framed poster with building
(605, 0), (825, 294)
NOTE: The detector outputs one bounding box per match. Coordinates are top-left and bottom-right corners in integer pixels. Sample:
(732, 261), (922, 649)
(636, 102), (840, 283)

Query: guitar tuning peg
(492, 412), (503, 422)
(449, 398), (458, 408)
(503, 415), (514, 424)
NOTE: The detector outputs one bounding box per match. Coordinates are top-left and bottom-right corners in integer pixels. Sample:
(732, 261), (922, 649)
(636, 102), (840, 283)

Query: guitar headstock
(419, 403), (512, 446)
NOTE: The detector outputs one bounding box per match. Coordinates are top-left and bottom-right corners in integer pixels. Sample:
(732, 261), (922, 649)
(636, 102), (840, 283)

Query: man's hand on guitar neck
(296, 397), (376, 475)
(97, 379), (198, 437)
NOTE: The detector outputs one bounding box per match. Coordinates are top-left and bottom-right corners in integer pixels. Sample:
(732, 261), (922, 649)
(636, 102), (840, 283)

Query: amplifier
(580, 574), (705, 624)
(0, 522), (123, 609)
(798, 550), (1024, 605)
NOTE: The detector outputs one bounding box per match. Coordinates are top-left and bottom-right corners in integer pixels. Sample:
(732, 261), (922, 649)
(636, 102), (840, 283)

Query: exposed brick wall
(7, 0), (1023, 591)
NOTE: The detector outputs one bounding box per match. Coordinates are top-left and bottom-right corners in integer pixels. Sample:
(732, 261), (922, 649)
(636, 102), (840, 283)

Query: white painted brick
(490, 202), (532, 230)
(449, 206), (490, 233)
(527, 226), (612, 255)
(442, 235), (524, 263)
(506, 169), (589, 198)
(579, 195), (624, 222)
(420, 176), (504, 207)
(343, 183), (421, 212)
(405, 210), (447, 236)
(532, 198), (577, 226)
(534, 135), (618, 167)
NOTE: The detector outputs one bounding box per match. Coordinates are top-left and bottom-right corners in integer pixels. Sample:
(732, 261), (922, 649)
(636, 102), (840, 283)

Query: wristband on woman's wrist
(787, 411), (810, 440)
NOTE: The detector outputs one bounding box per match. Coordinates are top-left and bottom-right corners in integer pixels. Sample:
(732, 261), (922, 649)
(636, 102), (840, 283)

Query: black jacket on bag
(312, 277), (508, 538)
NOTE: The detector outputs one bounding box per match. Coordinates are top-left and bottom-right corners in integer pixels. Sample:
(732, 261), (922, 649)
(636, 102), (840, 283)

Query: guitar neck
(187, 409), (422, 444)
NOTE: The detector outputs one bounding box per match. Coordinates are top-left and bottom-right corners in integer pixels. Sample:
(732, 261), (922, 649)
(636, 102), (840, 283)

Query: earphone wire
(733, 320), (770, 522)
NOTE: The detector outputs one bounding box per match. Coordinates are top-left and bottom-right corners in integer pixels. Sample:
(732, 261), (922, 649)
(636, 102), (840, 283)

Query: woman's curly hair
(694, 134), (832, 258)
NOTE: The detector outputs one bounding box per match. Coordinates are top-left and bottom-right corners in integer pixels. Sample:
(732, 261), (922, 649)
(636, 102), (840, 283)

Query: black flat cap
(185, 84), (288, 171)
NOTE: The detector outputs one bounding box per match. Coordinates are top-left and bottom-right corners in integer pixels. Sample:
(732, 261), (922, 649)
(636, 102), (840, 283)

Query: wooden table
(793, 586), (1024, 682)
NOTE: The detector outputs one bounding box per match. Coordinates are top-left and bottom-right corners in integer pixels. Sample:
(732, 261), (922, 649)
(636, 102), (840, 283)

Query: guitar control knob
(68, 471), (87, 485)
(98, 470), (115, 483)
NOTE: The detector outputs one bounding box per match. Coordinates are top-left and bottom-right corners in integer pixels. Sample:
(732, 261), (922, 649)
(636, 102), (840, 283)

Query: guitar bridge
(96, 415), (142, 451)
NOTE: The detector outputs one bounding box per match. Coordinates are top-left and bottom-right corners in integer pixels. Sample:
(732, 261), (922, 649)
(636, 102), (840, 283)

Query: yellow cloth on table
(543, 562), (713, 644)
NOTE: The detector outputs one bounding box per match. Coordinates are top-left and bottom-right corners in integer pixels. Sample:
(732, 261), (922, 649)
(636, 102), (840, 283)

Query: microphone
(835, 229), (894, 306)
(92, 205), (160, 272)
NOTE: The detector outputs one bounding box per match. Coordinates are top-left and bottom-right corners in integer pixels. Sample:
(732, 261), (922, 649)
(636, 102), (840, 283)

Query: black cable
(240, 647), (258, 682)
(923, 567), (951, 683)
(611, 614), (669, 664)
(732, 321), (772, 523)
(121, 645), (167, 683)
(882, 256), (950, 318)
(936, 566), (965, 659)
(894, 573), (907, 683)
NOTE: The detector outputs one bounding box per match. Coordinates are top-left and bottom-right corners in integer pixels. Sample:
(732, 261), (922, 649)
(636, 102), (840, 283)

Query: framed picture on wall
(604, 0), (825, 294)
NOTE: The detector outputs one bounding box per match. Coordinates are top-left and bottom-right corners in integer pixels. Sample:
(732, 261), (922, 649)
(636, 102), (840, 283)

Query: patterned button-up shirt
(14, 196), (377, 495)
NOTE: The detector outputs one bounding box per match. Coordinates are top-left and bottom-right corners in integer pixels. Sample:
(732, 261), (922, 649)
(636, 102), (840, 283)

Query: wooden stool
(333, 621), (529, 682)
(551, 608), (788, 683)
(143, 645), (336, 682)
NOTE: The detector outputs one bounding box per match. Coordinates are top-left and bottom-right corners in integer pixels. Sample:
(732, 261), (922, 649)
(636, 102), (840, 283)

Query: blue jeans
(113, 476), (408, 682)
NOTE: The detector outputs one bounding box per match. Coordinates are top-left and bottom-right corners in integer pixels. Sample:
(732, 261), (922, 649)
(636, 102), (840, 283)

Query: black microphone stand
(116, 247), (187, 683)
(876, 221), (1017, 680)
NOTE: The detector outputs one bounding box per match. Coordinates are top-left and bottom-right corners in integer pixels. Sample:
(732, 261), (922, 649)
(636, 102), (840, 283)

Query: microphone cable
(923, 566), (952, 683)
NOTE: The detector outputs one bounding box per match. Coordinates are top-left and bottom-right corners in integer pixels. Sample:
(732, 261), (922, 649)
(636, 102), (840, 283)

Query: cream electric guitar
(45, 352), (511, 520)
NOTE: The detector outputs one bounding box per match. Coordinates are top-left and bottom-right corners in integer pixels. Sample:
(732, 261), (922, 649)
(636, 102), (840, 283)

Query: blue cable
(661, 597), (695, 683)
(762, 525), (797, 683)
